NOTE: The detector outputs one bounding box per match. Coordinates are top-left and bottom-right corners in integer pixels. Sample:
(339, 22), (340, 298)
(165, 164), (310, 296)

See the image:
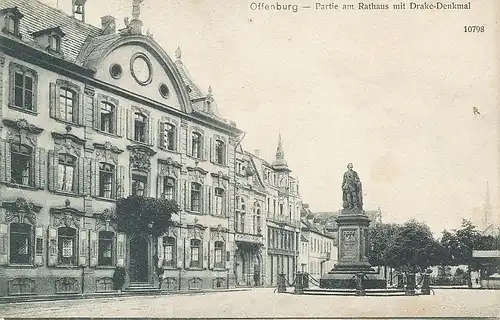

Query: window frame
(191, 132), (202, 159)
(214, 241), (224, 269)
(134, 112), (147, 143)
(2, 9), (22, 37)
(100, 101), (115, 134)
(190, 182), (202, 212)
(9, 223), (33, 265)
(57, 153), (76, 193)
(57, 226), (77, 266)
(214, 187), (225, 216)
(189, 239), (202, 268)
(131, 173), (148, 197)
(162, 236), (176, 267)
(9, 63), (38, 114)
(162, 177), (176, 200)
(98, 231), (114, 266)
(98, 162), (116, 199)
(215, 140), (225, 165)
(164, 123), (176, 151)
(10, 142), (34, 187)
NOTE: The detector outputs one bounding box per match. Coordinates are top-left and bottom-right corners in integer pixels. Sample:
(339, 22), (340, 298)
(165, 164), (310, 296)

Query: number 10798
(464, 26), (485, 32)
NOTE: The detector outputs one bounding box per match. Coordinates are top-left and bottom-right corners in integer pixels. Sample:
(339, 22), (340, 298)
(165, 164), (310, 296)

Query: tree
(368, 223), (400, 266)
(383, 220), (443, 274)
(115, 195), (179, 287)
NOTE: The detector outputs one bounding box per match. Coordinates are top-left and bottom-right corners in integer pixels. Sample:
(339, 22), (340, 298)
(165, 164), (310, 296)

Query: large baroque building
(0, 0), (243, 296)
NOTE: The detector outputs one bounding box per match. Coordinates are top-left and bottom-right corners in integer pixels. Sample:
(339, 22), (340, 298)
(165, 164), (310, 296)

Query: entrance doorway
(129, 236), (149, 283)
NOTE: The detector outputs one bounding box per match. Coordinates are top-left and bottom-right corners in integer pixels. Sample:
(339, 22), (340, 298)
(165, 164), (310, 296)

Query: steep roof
(2, 0), (102, 62)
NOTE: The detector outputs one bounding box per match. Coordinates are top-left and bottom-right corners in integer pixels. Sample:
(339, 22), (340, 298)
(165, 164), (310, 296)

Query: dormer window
(50, 34), (61, 52)
(30, 26), (65, 54)
(1, 7), (23, 37)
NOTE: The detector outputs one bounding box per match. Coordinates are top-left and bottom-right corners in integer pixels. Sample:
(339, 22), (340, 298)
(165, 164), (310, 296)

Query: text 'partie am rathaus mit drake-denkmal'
(316, 2), (471, 10)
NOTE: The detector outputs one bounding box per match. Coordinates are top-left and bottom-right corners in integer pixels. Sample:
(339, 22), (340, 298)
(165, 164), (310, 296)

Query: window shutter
(117, 165), (125, 199)
(184, 238), (191, 268)
(186, 129), (191, 157)
(148, 116), (155, 146)
(158, 120), (165, 149)
(78, 156), (85, 195)
(49, 82), (58, 119)
(204, 185), (210, 215)
(78, 229), (87, 266)
(93, 97), (100, 130)
(116, 232), (126, 267)
(157, 175), (163, 199)
(0, 140), (11, 183)
(117, 106), (124, 136)
(203, 135), (209, 160)
(78, 91), (84, 125)
(224, 188), (229, 217)
(126, 109), (133, 140)
(35, 226), (44, 266)
(211, 186), (215, 216)
(203, 240), (208, 269)
(90, 159), (99, 197)
(177, 237), (183, 268)
(47, 227), (58, 267)
(210, 137), (214, 163)
(184, 180), (191, 210)
(157, 236), (164, 268)
(89, 230), (98, 267)
(47, 150), (59, 192)
(83, 157), (91, 196)
(34, 147), (47, 189)
(0, 223), (8, 265)
(209, 240), (214, 270)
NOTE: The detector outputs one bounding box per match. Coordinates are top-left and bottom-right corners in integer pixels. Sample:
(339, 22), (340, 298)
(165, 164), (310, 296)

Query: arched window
(191, 183), (201, 212)
(191, 132), (202, 158)
(98, 231), (114, 266)
(134, 112), (147, 143)
(58, 153), (76, 192)
(190, 239), (201, 268)
(163, 237), (176, 266)
(59, 87), (76, 122)
(10, 223), (32, 264)
(215, 140), (225, 165)
(10, 143), (33, 186)
(58, 227), (76, 265)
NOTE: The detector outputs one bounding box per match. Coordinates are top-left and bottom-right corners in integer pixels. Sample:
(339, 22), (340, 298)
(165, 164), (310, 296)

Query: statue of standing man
(342, 163), (363, 211)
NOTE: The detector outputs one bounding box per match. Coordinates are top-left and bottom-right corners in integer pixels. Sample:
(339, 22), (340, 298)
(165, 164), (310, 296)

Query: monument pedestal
(320, 210), (386, 289)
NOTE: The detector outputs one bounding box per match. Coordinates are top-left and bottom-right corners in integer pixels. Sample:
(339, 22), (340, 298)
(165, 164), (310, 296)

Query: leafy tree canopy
(115, 195), (179, 237)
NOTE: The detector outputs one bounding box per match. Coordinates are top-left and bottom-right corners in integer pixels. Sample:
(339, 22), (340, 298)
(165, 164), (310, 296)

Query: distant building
(299, 204), (337, 279)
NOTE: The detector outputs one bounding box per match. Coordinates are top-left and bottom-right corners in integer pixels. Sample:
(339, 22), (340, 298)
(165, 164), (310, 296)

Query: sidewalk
(0, 287), (251, 304)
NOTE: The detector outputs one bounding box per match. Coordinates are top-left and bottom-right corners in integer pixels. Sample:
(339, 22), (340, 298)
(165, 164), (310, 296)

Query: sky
(43, 0), (499, 234)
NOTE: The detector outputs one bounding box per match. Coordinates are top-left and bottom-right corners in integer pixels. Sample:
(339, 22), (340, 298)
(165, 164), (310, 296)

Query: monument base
(320, 266), (387, 289)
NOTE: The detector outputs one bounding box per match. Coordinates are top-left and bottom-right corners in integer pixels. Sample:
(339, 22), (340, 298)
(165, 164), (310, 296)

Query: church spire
(272, 133), (290, 171)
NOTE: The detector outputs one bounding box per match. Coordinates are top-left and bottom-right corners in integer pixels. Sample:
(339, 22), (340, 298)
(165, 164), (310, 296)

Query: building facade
(299, 204), (337, 279)
(0, 0), (242, 296)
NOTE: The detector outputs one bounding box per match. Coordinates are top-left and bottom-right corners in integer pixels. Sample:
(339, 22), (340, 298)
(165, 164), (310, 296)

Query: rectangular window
(14, 71), (34, 110)
(165, 124), (176, 151)
(10, 223), (31, 264)
(215, 140), (225, 165)
(191, 183), (201, 212)
(190, 239), (201, 268)
(132, 174), (147, 196)
(10, 143), (33, 186)
(98, 231), (114, 266)
(240, 213), (245, 233)
(191, 132), (202, 158)
(163, 237), (175, 266)
(134, 113), (147, 143)
(214, 188), (224, 215)
(58, 227), (76, 265)
(59, 87), (75, 122)
(214, 241), (224, 268)
(100, 102), (115, 134)
(99, 163), (114, 198)
(162, 177), (175, 200)
(58, 154), (75, 192)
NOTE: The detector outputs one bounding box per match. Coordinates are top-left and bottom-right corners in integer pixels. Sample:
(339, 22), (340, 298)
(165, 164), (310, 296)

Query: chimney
(101, 15), (116, 35)
(254, 149), (260, 157)
(72, 0), (87, 22)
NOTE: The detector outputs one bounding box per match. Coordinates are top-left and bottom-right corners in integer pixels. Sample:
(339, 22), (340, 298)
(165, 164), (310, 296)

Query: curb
(0, 288), (252, 304)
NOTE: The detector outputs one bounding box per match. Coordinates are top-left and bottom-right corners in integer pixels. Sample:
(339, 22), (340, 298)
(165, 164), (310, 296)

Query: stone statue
(342, 163), (363, 211)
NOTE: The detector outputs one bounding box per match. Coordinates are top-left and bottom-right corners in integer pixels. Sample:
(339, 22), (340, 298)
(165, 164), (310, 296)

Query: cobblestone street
(1, 288), (499, 318)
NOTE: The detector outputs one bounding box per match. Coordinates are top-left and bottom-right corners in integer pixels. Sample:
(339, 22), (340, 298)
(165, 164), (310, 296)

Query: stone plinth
(320, 210), (386, 289)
